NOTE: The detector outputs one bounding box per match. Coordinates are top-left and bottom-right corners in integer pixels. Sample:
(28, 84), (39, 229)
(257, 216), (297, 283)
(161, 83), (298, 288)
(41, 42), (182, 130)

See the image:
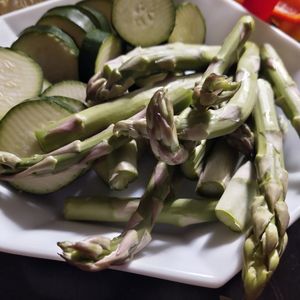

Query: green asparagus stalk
(193, 15), (255, 109)
(196, 140), (238, 198)
(64, 196), (218, 227)
(215, 160), (256, 232)
(146, 88), (188, 165)
(86, 43), (220, 103)
(180, 140), (207, 180)
(115, 42), (260, 143)
(261, 43), (300, 135)
(193, 73), (241, 110)
(36, 74), (200, 153)
(58, 161), (173, 271)
(242, 79), (289, 300)
(176, 41), (260, 141)
(0, 125), (130, 178)
(226, 123), (255, 157)
(135, 73), (169, 88)
(94, 140), (138, 190)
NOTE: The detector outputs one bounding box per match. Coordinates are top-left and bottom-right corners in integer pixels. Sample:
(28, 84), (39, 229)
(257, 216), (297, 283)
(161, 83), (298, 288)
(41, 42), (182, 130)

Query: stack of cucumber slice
(0, 0), (207, 194)
(10, 0), (206, 84)
(11, 0), (120, 83)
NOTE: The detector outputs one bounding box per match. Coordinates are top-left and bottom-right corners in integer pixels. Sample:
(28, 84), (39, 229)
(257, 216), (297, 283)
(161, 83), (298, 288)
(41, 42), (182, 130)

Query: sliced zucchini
(12, 168), (86, 194)
(42, 79), (52, 93)
(37, 5), (96, 47)
(77, 5), (110, 32)
(79, 29), (110, 82)
(26, 95), (85, 114)
(112, 0), (175, 46)
(168, 2), (206, 44)
(77, 0), (113, 25)
(0, 98), (86, 193)
(42, 80), (87, 103)
(94, 34), (122, 73)
(48, 96), (86, 113)
(0, 48), (43, 119)
(12, 25), (79, 83)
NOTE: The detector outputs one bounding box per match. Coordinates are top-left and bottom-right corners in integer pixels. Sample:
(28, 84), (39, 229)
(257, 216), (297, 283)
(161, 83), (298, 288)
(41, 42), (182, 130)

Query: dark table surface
(1, 218), (300, 300)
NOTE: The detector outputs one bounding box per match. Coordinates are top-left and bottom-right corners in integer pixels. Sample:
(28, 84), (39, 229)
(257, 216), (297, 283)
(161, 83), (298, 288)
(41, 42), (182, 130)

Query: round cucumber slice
(49, 96), (86, 113)
(79, 29), (110, 82)
(12, 167), (86, 194)
(37, 5), (96, 47)
(12, 25), (79, 83)
(77, 0), (113, 25)
(0, 48), (43, 119)
(94, 35), (122, 73)
(0, 99), (86, 193)
(42, 80), (87, 103)
(168, 3), (206, 44)
(77, 5), (110, 32)
(112, 0), (175, 46)
(42, 79), (52, 93)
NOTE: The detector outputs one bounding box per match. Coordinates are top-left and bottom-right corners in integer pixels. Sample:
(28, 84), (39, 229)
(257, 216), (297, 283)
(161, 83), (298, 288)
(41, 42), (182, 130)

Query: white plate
(0, 0), (300, 289)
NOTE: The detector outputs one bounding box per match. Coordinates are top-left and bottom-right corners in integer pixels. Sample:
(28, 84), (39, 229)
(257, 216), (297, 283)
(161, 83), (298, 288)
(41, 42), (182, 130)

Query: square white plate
(0, 0), (300, 289)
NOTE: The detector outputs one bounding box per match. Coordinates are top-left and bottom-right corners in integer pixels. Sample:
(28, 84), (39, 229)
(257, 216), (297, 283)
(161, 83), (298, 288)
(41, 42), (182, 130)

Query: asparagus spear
(146, 88), (188, 165)
(115, 42), (260, 142)
(226, 123), (255, 157)
(64, 196), (218, 227)
(58, 161), (173, 271)
(242, 79), (289, 299)
(94, 140), (138, 190)
(36, 17), (255, 152)
(196, 140), (238, 198)
(86, 43), (220, 103)
(180, 140), (207, 180)
(193, 15), (255, 109)
(215, 160), (256, 232)
(261, 43), (300, 135)
(193, 73), (241, 110)
(176, 41), (260, 141)
(0, 125), (129, 177)
(36, 74), (199, 152)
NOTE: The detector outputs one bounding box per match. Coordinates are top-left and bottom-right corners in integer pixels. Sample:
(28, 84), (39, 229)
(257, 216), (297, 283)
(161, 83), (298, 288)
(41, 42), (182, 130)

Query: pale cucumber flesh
(0, 99), (84, 193)
(112, 0), (175, 46)
(95, 35), (122, 73)
(42, 80), (87, 103)
(0, 48), (43, 119)
(168, 3), (206, 44)
(12, 25), (79, 83)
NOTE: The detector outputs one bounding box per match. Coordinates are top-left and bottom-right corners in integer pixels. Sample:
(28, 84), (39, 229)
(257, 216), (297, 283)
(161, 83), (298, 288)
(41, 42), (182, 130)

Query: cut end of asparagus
(109, 169), (138, 190)
(197, 181), (226, 198)
(215, 209), (242, 232)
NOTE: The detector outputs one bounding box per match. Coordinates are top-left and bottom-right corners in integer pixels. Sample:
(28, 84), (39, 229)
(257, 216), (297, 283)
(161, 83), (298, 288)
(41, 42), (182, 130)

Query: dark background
(1, 219), (299, 300)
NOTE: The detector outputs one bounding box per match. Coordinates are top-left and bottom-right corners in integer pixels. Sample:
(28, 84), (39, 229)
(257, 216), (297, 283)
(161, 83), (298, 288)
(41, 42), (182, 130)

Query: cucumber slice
(0, 48), (43, 119)
(42, 80), (87, 103)
(79, 29), (110, 82)
(12, 168), (85, 194)
(0, 99), (85, 193)
(94, 35), (122, 73)
(168, 2), (206, 44)
(112, 0), (175, 46)
(77, 0), (113, 25)
(12, 25), (79, 83)
(48, 96), (86, 113)
(77, 5), (110, 32)
(37, 5), (96, 47)
(42, 79), (52, 93)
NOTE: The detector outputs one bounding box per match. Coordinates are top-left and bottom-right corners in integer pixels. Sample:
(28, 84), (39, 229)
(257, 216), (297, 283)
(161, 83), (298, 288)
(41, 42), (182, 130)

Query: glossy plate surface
(0, 0), (300, 288)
